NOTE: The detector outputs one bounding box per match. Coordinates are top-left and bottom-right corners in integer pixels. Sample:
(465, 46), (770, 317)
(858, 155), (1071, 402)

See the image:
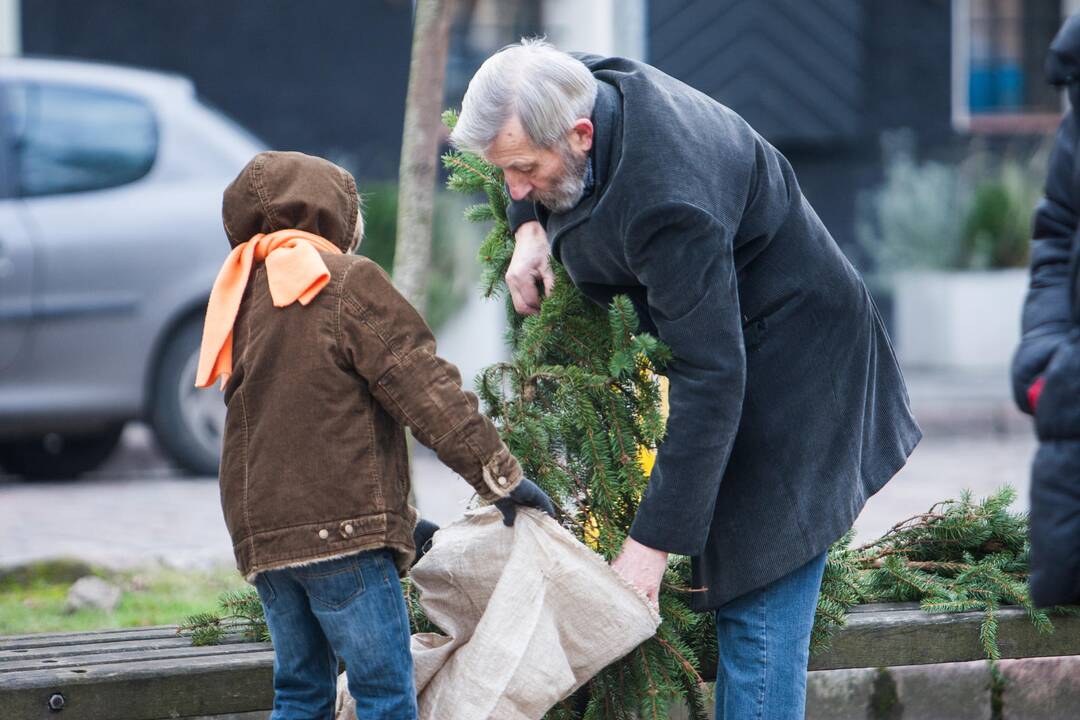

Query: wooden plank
(808, 606), (1080, 671)
(0, 633), (257, 665)
(0, 651), (274, 720)
(0, 641), (272, 674)
(0, 622), (252, 650)
(0, 626), (181, 650)
(1, 636), (208, 665)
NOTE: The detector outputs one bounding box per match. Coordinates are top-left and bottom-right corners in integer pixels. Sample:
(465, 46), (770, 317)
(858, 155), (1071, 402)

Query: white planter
(892, 269), (1029, 371)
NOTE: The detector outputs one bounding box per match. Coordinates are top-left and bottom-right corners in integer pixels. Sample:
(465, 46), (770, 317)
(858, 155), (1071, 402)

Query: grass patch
(0, 560), (248, 635)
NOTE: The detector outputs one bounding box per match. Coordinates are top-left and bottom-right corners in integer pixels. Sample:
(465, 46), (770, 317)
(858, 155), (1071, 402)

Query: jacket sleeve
(337, 259), (523, 502)
(506, 196), (539, 233)
(1012, 110), (1079, 414)
(623, 202), (745, 556)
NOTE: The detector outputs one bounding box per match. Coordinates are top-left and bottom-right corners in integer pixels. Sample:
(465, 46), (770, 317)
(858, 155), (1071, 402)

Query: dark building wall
(21, 0), (413, 183)
(647, 0), (960, 263)
(862, 0), (956, 149)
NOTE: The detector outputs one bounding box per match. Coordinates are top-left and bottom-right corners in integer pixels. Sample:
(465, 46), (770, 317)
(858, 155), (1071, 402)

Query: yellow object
(582, 374), (670, 550)
(636, 374), (669, 477)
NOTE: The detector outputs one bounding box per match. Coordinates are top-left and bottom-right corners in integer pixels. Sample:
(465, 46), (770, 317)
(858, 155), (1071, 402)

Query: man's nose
(506, 176), (532, 201)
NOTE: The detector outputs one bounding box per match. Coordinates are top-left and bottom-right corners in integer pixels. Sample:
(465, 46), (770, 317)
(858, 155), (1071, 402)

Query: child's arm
(337, 258), (523, 503)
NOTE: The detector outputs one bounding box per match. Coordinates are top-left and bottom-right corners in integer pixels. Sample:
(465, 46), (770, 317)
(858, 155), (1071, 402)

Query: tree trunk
(393, 0), (455, 313)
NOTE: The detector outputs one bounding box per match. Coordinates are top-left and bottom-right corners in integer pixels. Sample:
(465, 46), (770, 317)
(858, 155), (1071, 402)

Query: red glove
(1028, 376), (1046, 412)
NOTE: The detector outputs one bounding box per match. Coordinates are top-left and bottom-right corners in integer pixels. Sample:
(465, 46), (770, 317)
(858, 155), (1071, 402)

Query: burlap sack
(335, 505), (661, 719)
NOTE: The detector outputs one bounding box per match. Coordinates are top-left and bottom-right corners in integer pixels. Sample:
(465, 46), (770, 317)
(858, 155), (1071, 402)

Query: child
(196, 151), (553, 719)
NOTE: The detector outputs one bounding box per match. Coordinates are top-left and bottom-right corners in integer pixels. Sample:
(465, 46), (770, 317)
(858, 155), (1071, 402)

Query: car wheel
(0, 425), (125, 480)
(151, 318), (224, 476)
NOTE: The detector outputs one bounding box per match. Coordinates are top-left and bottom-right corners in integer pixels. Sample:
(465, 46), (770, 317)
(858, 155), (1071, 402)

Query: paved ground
(0, 280), (1040, 573)
(0, 420), (1037, 573)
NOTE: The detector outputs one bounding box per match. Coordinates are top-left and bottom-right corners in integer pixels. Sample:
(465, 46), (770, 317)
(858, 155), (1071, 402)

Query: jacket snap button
(344, 524), (355, 535)
(498, 476), (508, 486)
(318, 529), (329, 540)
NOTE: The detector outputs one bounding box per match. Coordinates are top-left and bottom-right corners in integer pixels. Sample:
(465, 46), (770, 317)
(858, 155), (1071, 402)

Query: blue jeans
(254, 549), (417, 719)
(714, 549), (828, 720)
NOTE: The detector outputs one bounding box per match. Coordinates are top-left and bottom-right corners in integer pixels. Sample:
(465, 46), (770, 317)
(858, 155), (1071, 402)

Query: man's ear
(569, 118), (594, 153)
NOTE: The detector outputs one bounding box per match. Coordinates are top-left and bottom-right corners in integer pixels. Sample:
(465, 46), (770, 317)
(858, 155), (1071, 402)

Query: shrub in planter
(856, 132), (1048, 369)
(960, 163), (1042, 270)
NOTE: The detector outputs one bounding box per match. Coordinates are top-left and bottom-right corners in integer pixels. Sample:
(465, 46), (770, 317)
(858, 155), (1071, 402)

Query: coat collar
(549, 79), (622, 263)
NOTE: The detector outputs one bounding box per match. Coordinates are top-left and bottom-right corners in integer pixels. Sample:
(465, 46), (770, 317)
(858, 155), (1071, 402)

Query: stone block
(807, 667), (879, 720)
(997, 655), (1080, 720)
(890, 660), (992, 720)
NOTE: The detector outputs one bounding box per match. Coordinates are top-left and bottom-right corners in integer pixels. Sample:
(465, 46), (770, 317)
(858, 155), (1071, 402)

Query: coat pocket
(741, 292), (801, 353)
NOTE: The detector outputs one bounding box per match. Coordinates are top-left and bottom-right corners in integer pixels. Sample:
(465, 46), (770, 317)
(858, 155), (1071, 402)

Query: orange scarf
(195, 230), (342, 390)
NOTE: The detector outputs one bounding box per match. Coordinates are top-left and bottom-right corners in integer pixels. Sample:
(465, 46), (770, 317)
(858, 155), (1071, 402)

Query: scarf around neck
(195, 229), (342, 390)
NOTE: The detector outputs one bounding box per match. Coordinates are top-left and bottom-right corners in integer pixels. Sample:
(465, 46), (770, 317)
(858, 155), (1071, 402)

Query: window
(0, 84), (17, 199)
(8, 83), (157, 197)
(953, 0), (1069, 132)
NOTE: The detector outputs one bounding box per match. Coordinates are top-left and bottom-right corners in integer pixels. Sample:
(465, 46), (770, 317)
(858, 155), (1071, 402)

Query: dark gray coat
(1011, 15), (1080, 608)
(508, 54), (921, 610)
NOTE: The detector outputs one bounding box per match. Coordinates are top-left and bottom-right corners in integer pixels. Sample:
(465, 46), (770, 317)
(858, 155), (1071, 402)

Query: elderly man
(451, 40), (921, 718)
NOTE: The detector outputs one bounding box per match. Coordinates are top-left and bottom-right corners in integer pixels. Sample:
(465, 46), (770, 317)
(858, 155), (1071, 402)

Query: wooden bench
(3, 603), (1079, 719)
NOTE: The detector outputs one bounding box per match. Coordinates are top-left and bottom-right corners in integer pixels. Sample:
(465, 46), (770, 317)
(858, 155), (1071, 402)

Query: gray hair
(451, 38), (598, 154)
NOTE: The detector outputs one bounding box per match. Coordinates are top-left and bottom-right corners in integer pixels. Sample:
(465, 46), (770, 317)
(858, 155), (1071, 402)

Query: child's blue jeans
(254, 548), (417, 719)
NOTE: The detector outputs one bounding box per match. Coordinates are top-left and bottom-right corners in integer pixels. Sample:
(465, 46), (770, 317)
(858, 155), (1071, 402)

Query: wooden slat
(1, 636), (207, 665)
(0, 641), (271, 674)
(0, 626), (181, 650)
(0, 651), (274, 720)
(808, 606), (1080, 671)
(0, 633), (257, 666)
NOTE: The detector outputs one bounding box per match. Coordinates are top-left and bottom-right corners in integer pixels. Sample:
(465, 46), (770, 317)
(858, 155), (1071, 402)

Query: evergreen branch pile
(813, 485), (1078, 660)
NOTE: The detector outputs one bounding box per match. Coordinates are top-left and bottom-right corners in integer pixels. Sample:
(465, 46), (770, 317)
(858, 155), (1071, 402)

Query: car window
(9, 82), (158, 197)
(0, 83), (18, 199)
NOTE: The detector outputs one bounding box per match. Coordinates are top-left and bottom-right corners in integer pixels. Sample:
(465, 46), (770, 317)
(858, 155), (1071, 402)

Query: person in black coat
(1012, 14), (1080, 609)
(452, 39), (921, 718)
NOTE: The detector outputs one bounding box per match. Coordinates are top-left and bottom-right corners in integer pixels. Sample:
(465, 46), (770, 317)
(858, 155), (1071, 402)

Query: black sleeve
(506, 195), (540, 234)
(623, 202), (745, 556)
(1012, 110), (1079, 414)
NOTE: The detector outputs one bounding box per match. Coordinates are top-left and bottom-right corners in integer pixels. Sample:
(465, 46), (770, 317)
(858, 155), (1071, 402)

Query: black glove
(494, 479), (557, 526)
(412, 518), (440, 565)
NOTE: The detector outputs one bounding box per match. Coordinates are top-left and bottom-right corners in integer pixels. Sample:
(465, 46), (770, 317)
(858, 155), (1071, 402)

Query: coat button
(318, 529), (329, 540)
(498, 476), (508, 486)
(344, 524), (355, 535)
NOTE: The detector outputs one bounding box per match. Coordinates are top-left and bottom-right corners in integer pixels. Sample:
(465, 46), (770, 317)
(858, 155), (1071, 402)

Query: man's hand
(611, 536), (669, 606)
(506, 221), (555, 315)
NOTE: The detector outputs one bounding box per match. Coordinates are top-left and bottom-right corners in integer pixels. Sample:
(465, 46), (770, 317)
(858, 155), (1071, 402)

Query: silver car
(0, 58), (265, 478)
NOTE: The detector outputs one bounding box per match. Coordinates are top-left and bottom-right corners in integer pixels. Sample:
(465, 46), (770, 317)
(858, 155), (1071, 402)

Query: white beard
(534, 145), (589, 213)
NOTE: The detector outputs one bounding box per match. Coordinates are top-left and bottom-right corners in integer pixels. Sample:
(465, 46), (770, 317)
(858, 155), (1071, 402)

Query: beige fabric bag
(336, 506), (661, 720)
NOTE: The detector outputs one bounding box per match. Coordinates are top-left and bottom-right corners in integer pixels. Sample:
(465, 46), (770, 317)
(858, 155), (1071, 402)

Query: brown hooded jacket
(217, 151), (522, 580)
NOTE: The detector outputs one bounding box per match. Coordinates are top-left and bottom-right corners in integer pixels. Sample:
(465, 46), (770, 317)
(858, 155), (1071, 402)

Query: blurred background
(0, 1), (1073, 708)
